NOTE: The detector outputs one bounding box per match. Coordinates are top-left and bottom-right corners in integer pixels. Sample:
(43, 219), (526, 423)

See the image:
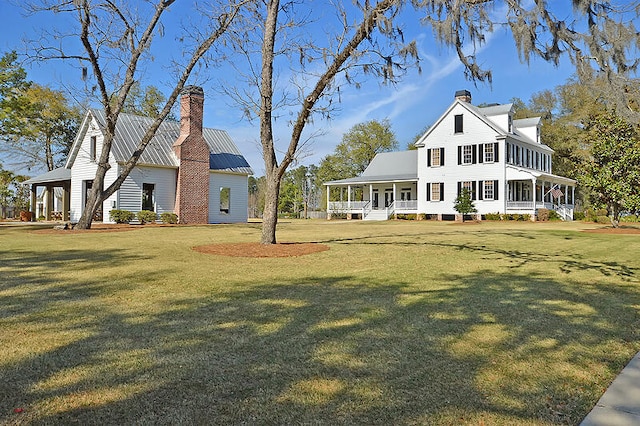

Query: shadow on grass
(2, 267), (639, 424)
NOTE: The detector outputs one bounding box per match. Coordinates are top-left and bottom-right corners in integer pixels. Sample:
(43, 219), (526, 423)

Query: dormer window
(454, 114), (463, 134)
(508, 115), (513, 133)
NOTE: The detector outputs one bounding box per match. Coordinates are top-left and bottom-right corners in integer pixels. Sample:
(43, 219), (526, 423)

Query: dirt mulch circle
(193, 242), (330, 258)
(583, 226), (640, 234)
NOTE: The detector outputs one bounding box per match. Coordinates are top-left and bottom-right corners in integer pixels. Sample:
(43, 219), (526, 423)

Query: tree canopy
(318, 119), (398, 183)
(581, 111), (640, 226)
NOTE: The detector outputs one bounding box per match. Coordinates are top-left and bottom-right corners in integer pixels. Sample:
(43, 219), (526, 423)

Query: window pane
(220, 187), (230, 213)
(484, 144), (494, 162)
(454, 115), (463, 133)
(484, 181), (494, 200)
(463, 146), (473, 164)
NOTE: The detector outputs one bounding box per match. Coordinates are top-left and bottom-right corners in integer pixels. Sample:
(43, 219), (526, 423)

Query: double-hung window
(484, 143), (494, 163)
(462, 145), (473, 164)
(483, 181), (494, 200)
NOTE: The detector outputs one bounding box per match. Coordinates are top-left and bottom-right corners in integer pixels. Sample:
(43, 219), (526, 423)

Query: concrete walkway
(581, 351), (640, 425)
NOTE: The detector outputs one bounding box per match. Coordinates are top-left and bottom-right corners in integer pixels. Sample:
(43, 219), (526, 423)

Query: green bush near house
(137, 210), (157, 224)
(573, 211), (586, 221)
(160, 212), (178, 224)
(110, 209), (136, 224)
(548, 210), (561, 221)
(484, 212), (502, 221)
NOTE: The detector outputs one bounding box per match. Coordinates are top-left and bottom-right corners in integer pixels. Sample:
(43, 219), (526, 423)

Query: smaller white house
(24, 86), (253, 224)
(325, 90), (576, 221)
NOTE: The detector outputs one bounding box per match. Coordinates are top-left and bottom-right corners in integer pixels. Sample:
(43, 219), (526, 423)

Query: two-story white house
(325, 90), (576, 221)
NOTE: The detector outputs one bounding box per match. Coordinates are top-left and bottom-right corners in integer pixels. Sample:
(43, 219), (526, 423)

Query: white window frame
(484, 181), (494, 200)
(484, 144), (495, 163)
(462, 145), (473, 165)
(431, 148), (441, 167)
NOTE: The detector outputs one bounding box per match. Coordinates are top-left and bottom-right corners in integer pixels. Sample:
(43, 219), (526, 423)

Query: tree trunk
(261, 175), (280, 244)
(75, 162), (109, 229)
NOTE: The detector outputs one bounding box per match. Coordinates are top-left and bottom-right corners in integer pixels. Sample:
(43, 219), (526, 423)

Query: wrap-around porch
(505, 166), (576, 220)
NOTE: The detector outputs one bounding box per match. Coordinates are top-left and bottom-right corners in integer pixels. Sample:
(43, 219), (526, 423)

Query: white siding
(417, 103), (506, 215)
(208, 172), (248, 223)
(116, 165), (177, 218)
(69, 119), (118, 222)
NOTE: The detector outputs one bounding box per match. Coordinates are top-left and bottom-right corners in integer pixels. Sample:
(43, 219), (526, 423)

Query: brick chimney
(173, 86), (210, 224)
(455, 89), (472, 103)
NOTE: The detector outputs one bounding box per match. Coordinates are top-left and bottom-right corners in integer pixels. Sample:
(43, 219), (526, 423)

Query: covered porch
(22, 167), (71, 221)
(324, 177), (419, 221)
(505, 166), (576, 220)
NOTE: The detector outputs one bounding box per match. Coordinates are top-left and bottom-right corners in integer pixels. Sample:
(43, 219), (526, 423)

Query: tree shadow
(2, 266), (638, 424)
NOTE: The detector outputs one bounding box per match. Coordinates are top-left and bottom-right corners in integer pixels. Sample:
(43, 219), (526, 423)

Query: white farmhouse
(325, 90), (576, 221)
(23, 86), (253, 224)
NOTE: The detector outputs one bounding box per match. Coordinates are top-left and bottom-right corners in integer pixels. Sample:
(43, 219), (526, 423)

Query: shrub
(137, 210), (157, 224)
(620, 214), (639, 223)
(485, 212), (502, 221)
(396, 214), (417, 220)
(573, 211), (586, 221)
(521, 214), (531, 221)
(110, 209), (136, 224)
(596, 215), (611, 224)
(548, 210), (562, 221)
(537, 208), (550, 222)
(160, 212), (178, 224)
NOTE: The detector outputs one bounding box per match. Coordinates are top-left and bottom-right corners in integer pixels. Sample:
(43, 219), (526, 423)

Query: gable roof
(415, 98), (551, 149)
(66, 109), (253, 174)
(324, 150), (418, 185)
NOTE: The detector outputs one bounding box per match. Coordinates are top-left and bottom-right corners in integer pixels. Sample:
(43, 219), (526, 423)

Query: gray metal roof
(22, 167), (71, 185)
(325, 150), (418, 185)
(514, 117), (541, 128)
(477, 103), (514, 117)
(90, 109), (253, 174)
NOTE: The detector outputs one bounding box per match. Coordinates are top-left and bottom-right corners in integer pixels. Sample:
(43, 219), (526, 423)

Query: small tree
(453, 188), (477, 222)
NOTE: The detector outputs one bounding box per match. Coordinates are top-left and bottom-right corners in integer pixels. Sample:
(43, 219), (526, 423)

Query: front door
(384, 191), (393, 207)
(372, 191), (379, 209)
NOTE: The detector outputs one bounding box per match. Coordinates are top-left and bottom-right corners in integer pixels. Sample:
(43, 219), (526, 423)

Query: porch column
(532, 178), (537, 220)
(63, 183), (70, 221)
(46, 186), (53, 220)
(572, 186), (575, 206)
(369, 185), (373, 206)
(30, 184), (37, 221)
(347, 185), (352, 220)
(326, 185), (331, 220)
(393, 183), (397, 219)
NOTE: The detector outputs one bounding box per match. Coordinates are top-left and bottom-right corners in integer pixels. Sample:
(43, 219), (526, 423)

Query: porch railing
(328, 201), (368, 212)
(394, 200), (418, 210)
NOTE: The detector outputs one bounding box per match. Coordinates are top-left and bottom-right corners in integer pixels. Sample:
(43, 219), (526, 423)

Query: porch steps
(364, 209), (390, 221)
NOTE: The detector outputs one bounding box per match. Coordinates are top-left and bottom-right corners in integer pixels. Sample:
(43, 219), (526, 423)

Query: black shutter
(426, 183), (431, 201)
(440, 183), (444, 201)
(427, 149), (432, 167)
(440, 148), (445, 166)
(472, 144), (477, 164)
(457, 146), (462, 165)
(457, 181), (461, 196)
(472, 181), (477, 200)
(494, 142), (499, 162)
(494, 180), (499, 200)
(478, 144), (484, 163)
(478, 180), (483, 200)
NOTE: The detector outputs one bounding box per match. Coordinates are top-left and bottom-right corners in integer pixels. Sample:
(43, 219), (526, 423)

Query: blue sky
(0, 1), (578, 176)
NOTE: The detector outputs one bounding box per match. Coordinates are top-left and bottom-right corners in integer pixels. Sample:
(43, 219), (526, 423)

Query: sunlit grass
(0, 220), (639, 424)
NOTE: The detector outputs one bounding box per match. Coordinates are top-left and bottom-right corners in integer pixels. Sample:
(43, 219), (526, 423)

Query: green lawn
(1, 220), (639, 425)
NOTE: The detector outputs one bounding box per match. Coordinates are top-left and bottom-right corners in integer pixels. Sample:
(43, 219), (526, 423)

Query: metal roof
(324, 150), (418, 185)
(22, 167), (71, 185)
(90, 109), (253, 174)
